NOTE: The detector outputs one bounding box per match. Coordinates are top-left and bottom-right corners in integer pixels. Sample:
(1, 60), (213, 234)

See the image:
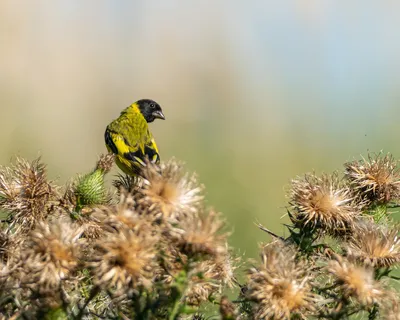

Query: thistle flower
(383, 299), (400, 320)
(246, 241), (318, 319)
(0, 166), (20, 205)
(155, 242), (188, 285)
(113, 174), (140, 194)
(91, 193), (157, 241)
(90, 228), (158, 291)
(203, 251), (238, 289)
(176, 209), (228, 257)
(96, 153), (115, 173)
(289, 173), (360, 235)
(133, 159), (204, 221)
(71, 213), (104, 240)
(185, 280), (216, 306)
(18, 221), (85, 291)
(344, 221), (400, 267)
(344, 153), (400, 203)
(185, 252), (238, 305)
(327, 256), (386, 306)
(0, 157), (56, 232)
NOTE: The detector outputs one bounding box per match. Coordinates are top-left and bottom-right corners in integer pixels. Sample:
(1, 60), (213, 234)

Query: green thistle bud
(75, 168), (107, 211)
(74, 155), (114, 212)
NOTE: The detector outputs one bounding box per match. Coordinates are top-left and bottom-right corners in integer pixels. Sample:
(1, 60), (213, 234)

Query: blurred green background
(1, 1), (400, 260)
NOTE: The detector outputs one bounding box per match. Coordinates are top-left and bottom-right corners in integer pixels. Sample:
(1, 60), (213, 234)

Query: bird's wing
(105, 127), (160, 167)
(105, 127), (136, 155)
(144, 134), (161, 164)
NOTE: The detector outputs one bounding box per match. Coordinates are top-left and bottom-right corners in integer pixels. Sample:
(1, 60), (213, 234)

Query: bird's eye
(150, 103), (156, 109)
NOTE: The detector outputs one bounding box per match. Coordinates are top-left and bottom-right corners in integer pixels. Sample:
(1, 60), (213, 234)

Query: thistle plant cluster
(0, 153), (399, 319)
(243, 153), (400, 320)
(0, 155), (236, 319)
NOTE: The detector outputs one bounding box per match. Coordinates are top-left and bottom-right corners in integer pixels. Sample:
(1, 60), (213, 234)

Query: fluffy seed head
(0, 157), (56, 233)
(202, 251), (238, 289)
(134, 159), (204, 221)
(176, 210), (228, 257)
(185, 252), (238, 305)
(327, 256), (386, 306)
(18, 221), (85, 291)
(94, 193), (155, 237)
(96, 153), (115, 173)
(382, 300), (400, 320)
(71, 212), (104, 240)
(90, 229), (158, 291)
(345, 222), (400, 267)
(0, 167), (20, 206)
(290, 173), (360, 235)
(344, 153), (400, 203)
(246, 241), (318, 319)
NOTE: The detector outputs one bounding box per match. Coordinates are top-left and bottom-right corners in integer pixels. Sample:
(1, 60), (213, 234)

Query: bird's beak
(152, 110), (165, 120)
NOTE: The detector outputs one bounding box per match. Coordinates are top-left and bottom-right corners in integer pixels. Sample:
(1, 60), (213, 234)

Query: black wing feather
(104, 128), (119, 154)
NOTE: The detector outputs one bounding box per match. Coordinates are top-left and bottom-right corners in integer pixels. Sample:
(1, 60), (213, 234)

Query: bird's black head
(136, 99), (165, 123)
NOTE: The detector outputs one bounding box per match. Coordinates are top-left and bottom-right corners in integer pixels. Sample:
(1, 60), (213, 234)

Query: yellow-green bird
(105, 99), (165, 175)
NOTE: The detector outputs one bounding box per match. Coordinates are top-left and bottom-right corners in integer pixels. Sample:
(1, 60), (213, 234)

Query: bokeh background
(1, 1), (400, 260)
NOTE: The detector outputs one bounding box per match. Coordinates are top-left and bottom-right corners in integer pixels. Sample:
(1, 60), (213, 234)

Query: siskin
(105, 99), (165, 176)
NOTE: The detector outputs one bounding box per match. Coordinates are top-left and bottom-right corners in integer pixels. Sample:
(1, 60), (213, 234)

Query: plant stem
(169, 296), (182, 320)
(168, 270), (189, 320)
(368, 305), (379, 320)
(76, 286), (100, 320)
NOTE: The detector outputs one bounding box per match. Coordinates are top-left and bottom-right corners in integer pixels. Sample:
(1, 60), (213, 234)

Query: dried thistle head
(289, 173), (360, 236)
(70, 213), (104, 240)
(113, 174), (140, 194)
(90, 228), (158, 291)
(246, 241), (318, 319)
(344, 221), (400, 268)
(97, 193), (154, 234)
(0, 157), (57, 233)
(344, 153), (400, 204)
(96, 153), (115, 173)
(176, 209), (228, 257)
(185, 279), (216, 306)
(203, 251), (238, 289)
(0, 229), (22, 264)
(185, 251), (238, 305)
(382, 299), (400, 320)
(327, 256), (386, 306)
(17, 220), (85, 292)
(134, 159), (204, 221)
(155, 241), (188, 285)
(0, 166), (20, 205)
